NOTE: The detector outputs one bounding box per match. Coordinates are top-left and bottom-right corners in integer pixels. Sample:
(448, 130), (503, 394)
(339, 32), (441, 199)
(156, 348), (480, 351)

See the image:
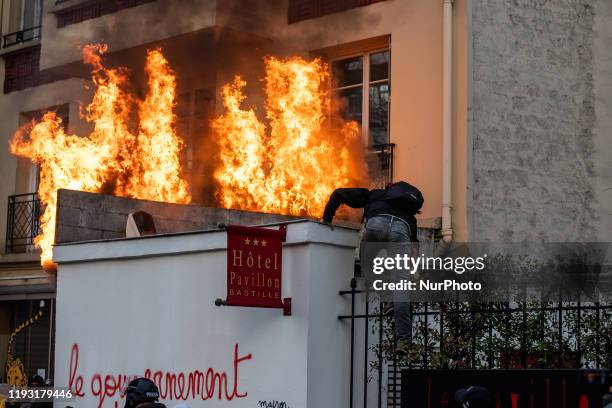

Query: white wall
(53, 221), (360, 408)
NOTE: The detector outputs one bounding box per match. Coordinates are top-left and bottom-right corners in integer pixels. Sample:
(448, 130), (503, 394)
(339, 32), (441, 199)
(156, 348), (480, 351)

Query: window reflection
(331, 49), (390, 146)
(369, 83), (389, 145)
(370, 50), (389, 82)
(332, 56), (363, 88)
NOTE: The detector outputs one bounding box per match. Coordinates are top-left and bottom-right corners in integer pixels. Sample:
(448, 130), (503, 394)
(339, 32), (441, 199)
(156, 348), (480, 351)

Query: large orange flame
(10, 45), (190, 270)
(213, 56), (366, 217)
(10, 49), (366, 270)
(124, 49), (190, 203)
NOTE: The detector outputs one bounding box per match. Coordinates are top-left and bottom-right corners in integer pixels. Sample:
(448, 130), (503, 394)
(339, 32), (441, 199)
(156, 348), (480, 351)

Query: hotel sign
(225, 225), (290, 314)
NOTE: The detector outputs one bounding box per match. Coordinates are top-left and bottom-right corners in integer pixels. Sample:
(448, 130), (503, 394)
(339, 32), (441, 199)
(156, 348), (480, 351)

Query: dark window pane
(370, 50), (389, 82)
(22, 0), (42, 30)
(335, 86), (363, 125)
(369, 82), (389, 145)
(333, 56), (363, 88)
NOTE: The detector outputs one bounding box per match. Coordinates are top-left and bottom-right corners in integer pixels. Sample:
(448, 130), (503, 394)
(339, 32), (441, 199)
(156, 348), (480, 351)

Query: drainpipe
(442, 0), (454, 243)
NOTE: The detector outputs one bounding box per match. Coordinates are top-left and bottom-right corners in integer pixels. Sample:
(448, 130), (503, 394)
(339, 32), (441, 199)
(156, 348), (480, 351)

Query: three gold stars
(243, 238), (267, 246)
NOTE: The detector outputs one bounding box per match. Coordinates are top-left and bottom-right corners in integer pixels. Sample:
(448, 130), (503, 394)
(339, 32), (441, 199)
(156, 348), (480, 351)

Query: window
(2, 0), (42, 48)
(332, 49), (390, 146)
(21, 0), (42, 40)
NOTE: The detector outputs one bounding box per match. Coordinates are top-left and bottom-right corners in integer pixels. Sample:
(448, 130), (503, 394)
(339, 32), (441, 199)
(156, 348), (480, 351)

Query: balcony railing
(366, 143), (394, 187)
(5, 193), (41, 253)
(2, 26), (41, 49)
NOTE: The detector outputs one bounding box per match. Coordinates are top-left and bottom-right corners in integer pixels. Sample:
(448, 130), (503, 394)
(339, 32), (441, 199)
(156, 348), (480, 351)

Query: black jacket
(322, 188), (418, 241)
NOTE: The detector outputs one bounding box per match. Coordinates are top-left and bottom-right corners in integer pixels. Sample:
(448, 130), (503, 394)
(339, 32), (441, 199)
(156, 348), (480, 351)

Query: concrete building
(0, 0), (610, 397)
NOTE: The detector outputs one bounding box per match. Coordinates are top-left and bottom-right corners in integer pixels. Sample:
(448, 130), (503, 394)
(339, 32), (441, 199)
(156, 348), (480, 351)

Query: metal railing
(339, 277), (612, 408)
(2, 26), (41, 48)
(366, 143), (394, 188)
(403, 301), (612, 370)
(5, 193), (41, 253)
(339, 278), (401, 408)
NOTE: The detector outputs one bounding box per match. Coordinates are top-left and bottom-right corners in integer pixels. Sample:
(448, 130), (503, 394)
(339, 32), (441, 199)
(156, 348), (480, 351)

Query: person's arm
(322, 188), (369, 223)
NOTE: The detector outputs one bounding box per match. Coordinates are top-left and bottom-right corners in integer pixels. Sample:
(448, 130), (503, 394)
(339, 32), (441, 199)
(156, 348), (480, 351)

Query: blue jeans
(363, 214), (412, 242)
(363, 215), (413, 343)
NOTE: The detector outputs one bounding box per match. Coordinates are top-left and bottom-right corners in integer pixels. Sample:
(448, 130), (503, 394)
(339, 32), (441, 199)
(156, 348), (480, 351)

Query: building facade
(0, 0), (610, 389)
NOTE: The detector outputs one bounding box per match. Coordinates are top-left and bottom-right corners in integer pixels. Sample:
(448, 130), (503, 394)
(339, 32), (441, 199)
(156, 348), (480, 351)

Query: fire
(10, 48), (366, 270)
(10, 45), (190, 270)
(124, 49), (190, 203)
(213, 56), (366, 217)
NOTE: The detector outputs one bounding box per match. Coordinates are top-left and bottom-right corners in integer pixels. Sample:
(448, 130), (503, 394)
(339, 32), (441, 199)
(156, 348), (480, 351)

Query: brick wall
(55, 0), (155, 28)
(288, 0), (386, 24)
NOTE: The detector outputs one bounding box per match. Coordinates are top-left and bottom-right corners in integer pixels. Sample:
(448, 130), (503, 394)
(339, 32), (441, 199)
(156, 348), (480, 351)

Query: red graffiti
(68, 343), (85, 397)
(68, 343), (252, 408)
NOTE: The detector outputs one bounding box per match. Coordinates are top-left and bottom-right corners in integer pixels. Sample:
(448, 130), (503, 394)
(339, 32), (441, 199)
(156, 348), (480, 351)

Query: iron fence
(401, 301), (611, 370)
(5, 193), (41, 253)
(339, 279), (612, 408)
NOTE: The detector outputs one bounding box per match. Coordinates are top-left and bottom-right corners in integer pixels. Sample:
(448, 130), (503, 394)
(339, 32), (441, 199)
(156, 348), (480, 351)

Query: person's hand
(321, 219), (335, 230)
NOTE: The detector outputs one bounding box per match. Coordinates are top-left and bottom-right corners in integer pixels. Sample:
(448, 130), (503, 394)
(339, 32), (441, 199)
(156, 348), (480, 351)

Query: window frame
(20, 0), (42, 30)
(330, 46), (391, 147)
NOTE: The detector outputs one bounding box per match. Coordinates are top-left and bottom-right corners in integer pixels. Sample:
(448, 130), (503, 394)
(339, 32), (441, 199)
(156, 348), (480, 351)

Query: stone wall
(470, 0), (608, 241)
(54, 189), (298, 244)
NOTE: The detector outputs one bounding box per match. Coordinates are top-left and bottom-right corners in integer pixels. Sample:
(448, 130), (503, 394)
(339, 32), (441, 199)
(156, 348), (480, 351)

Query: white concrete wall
(53, 221), (360, 408)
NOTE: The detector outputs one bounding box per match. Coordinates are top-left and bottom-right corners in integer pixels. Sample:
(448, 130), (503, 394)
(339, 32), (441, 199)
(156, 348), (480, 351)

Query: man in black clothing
(322, 181), (423, 344)
(322, 183), (420, 241)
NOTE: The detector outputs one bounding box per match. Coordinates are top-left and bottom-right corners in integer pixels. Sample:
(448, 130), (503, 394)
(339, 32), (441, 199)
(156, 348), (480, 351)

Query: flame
(10, 45), (190, 270)
(10, 49), (366, 270)
(124, 49), (190, 203)
(213, 56), (366, 217)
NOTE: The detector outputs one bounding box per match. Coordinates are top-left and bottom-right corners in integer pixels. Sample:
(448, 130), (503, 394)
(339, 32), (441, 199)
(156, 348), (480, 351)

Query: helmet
(28, 374), (45, 387)
(124, 377), (160, 408)
(455, 385), (496, 408)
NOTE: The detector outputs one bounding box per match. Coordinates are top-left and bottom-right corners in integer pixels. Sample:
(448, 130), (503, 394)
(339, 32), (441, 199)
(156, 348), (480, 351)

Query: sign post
(216, 224), (291, 315)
